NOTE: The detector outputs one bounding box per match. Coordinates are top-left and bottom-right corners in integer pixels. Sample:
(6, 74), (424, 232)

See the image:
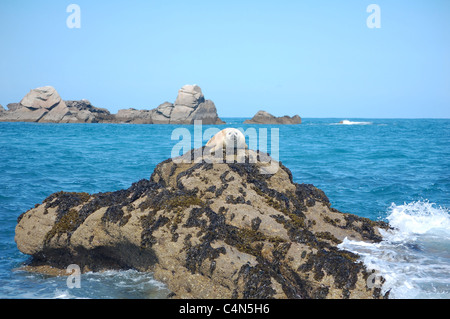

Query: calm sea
(0, 118), (449, 299)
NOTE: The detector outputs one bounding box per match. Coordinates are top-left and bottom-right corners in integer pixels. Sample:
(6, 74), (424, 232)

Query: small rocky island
(0, 86), (306, 126)
(244, 110), (302, 125)
(0, 85), (224, 125)
(15, 149), (389, 299)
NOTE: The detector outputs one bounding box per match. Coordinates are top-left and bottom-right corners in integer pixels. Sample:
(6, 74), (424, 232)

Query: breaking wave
(338, 201), (450, 299)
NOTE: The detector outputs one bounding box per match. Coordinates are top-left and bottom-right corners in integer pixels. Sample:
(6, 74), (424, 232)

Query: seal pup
(205, 128), (247, 162)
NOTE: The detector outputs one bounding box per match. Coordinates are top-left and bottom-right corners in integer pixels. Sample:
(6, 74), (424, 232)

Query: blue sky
(0, 0), (449, 118)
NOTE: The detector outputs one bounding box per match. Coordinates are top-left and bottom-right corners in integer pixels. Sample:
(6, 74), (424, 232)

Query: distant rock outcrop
(0, 85), (225, 125)
(151, 102), (174, 124)
(0, 86), (69, 123)
(244, 110), (301, 125)
(63, 100), (115, 123)
(145, 85), (225, 125)
(113, 85), (226, 125)
(112, 85), (225, 124)
(0, 87), (113, 123)
(15, 148), (389, 299)
(115, 108), (154, 124)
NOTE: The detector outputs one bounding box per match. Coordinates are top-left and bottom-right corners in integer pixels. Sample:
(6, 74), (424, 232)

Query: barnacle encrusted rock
(15, 148), (389, 299)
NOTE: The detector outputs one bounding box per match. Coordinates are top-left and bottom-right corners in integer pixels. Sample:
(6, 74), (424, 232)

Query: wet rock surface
(15, 148), (389, 299)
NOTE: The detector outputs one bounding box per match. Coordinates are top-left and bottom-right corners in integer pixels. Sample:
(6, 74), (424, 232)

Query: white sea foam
(338, 120), (373, 125)
(384, 201), (450, 239)
(338, 201), (450, 299)
(81, 269), (170, 298)
(5, 269), (169, 299)
(53, 289), (73, 299)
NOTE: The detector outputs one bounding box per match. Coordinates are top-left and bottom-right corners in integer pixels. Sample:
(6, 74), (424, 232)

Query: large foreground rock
(15, 149), (389, 299)
(244, 110), (302, 124)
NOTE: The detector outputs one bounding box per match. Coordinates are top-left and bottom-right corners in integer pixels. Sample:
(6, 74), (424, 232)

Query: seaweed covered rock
(15, 148), (389, 299)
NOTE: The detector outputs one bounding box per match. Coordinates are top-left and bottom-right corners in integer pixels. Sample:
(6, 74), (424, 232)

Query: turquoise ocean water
(0, 118), (449, 298)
